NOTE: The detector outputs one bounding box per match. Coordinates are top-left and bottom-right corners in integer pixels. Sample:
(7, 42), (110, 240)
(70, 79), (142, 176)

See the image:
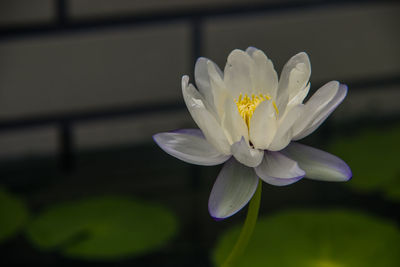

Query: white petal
(208, 60), (228, 120)
(268, 104), (304, 151)
(221, 98), (249, 144)
(245, 46), (259, 56)
(287, 82), (310, 107)
(208, 158), (259, 219)
(195, 58), (224, 117)
(255, 151), (305, 186)
(182, 76), (231, 154)
(281, 142), (352, 181)
(293, 83), (347, 140)
(224, 49), (255, 96)
(277, 52), (311, 116)
(249, 100), (277, 149)
(297, 81), (339, 123)
(231, 137), (264, 167)
(194, 58), (216, 106)
(245, 47), (278, 98)
(153, 129), (231, 166)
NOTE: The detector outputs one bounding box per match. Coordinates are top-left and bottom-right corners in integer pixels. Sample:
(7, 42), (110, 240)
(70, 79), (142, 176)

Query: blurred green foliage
(0, 186), (29, 243)
(213, 209), (400, 267)
(26, 196), (178, 260)
(329, 125), (400, 201)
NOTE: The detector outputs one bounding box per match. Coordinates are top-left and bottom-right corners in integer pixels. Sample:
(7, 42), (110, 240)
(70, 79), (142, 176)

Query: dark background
(0, 0), (399, 266)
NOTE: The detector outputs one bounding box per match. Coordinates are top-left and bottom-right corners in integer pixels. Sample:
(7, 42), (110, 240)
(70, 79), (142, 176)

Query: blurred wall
(0, 0), (399, 159)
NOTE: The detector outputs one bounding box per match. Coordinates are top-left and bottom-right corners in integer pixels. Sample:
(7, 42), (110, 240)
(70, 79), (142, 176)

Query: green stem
(221, 179), (262, 267)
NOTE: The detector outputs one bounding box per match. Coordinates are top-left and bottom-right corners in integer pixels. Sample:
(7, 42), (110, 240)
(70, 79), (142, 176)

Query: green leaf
(0, 187), (29, 243)
(26, 196), (178, 260)
(213, 210), (400, 267)
(329, 125), (400, 201)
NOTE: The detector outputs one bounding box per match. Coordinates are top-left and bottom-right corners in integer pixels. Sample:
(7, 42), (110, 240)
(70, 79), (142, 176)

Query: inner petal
(235, 93), (278, 129)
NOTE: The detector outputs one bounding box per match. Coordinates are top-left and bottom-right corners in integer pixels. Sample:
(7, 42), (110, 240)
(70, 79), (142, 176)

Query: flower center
(234, 93), (279, 128)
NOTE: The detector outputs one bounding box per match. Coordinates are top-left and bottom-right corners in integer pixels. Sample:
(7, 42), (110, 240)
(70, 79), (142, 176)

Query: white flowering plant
(154, 47), (352, 266)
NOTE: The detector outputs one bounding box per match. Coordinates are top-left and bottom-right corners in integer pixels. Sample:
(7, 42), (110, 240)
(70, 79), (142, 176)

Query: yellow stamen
(234, 93), (279, 128)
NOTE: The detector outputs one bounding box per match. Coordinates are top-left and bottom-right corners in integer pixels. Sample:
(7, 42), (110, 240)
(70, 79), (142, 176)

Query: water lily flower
(153, 47), (352, 220)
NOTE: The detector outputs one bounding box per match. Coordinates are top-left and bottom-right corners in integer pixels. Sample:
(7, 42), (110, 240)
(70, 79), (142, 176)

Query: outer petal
(245, 47), (278, 99)
(224, 49), (255, 96)
(209, 158), (259, 220)
(277, 52), (311, 117)
(153, 129), (231, 166)
(268, 104), (304, 151)
(293, 83), (347, 140)
(221, 98), (249, 144)
(281, 142), (352, 181)
(249, 100), (277, 149)
(231, 137), (264, 167)
(182, 76), (231, 154)
(255, 151), (305, 186)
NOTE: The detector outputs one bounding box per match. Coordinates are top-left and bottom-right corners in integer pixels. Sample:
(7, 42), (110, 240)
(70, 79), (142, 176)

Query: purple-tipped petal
(281, 142), (352, 182)
(255, 151), (305, 186)
(153, 129), (230, 166)
(231, 137), (264, 167)
(209, 158), (259, 220)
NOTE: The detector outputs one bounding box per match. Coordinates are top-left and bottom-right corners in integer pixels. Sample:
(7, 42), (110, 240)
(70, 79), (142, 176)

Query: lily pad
(329, 125), (400, 201)
(213, 210), (400, 267)
(26, 196), (178, 260)
(0, 187), (29, 243)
